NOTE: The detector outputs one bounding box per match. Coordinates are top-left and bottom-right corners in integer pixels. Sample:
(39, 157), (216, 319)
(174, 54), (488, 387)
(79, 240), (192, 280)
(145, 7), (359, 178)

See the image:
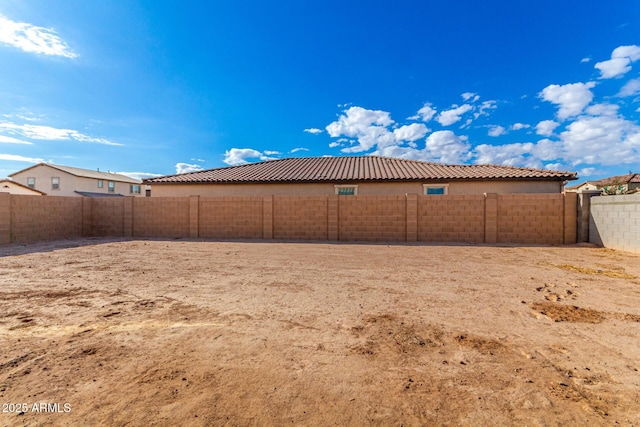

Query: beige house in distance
(0, 179), (46, 195)
(144, 156), (577, 197)
(9, 163), (143, 197)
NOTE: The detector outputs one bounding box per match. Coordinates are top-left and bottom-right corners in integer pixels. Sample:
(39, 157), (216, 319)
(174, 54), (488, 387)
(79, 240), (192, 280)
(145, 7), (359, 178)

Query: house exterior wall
(11, 164), (143, 197)
(0, 181), (43, 195)
(148, 180), (563, 197)
(1, 192), (578, 246)
(590, 193), (640, 254)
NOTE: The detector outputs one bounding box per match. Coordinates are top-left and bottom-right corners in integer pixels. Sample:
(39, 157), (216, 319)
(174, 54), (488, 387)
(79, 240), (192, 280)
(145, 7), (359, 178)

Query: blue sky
(0, 1), (639, 182)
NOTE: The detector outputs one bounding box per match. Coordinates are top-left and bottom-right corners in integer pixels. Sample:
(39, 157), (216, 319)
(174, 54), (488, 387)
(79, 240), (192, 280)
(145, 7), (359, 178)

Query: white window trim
(51, 177), (60, 190)
(130, 184), (141, 194)
(423, 184), (449, 195)
(334, 185), (358, 195)
(27, 177), (36, 188)
(98, 179), (104, 188)
(108, 181), (115, 193)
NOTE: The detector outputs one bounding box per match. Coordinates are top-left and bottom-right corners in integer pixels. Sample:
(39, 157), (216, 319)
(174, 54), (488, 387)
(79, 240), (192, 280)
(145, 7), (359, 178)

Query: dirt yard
(0, 238), (639, 426)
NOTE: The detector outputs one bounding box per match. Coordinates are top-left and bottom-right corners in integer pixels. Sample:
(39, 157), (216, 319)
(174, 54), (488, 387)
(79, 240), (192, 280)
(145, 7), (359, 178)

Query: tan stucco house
(9, 163), (143, 197)
(144, 156), (577, 197)
(0, 179), (46, 195)
(566, 173), (640, 195)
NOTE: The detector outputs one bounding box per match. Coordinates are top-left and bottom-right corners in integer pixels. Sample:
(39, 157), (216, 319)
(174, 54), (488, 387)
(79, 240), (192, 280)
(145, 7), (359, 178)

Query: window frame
(108, 181), (115, 193)
(51, 177), (60, 190)
(130, 184), (141, 194)
(423, 184), (449, 195)
(27, 177), (36, 189)
(334, 185), (358, 195)
(98, 180), (104, 188)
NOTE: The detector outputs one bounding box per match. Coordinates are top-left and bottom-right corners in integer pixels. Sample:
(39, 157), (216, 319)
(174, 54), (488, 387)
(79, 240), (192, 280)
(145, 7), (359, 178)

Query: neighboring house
(0, 179), (46, 195)
(144, 156), (577, 197)
(595, 173), (640, 195)
(566, 173), (640, 195)
(565, 181), (600, 193)
(9, 163), (144, 197)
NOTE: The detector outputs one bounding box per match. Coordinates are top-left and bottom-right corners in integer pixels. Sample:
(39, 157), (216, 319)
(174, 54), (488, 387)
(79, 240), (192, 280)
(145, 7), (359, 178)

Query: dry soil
(0, 238), (639, 426)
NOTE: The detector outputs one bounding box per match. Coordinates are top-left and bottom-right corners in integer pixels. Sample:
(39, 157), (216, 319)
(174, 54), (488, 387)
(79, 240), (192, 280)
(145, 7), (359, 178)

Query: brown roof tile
(144, 156), (577, 184)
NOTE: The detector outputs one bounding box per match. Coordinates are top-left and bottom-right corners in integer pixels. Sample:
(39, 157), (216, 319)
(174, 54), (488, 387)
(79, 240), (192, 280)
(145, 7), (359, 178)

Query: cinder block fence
(0, 192), (578, 245)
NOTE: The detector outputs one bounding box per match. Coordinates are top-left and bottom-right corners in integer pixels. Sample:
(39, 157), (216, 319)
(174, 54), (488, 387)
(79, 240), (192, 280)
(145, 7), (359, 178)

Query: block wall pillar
(0, 192), (10, 245)
(123, 197), (134, 237)
(406, 194), (417, 242)
(563, 192), (578, 244)
(484, 193), (498, 244)
(327, 195), (339, 241)
(81, 197), (93, 237)
(189, 196), (200, 238)
(263, 196), (273, 239)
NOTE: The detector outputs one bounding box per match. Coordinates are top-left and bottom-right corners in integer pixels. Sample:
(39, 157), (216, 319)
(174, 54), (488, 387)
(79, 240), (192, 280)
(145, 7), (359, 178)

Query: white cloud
(0, 135), (32, 144)
(584, 103), (619, 116)
(462, 92), (480, 102)
(328, 142), (341, 148)
(223, 148), (280, 166)
(559, 114), (640, 165)
(436, 104), (473, 126)
(290, 147), (309, 153)
(425, 131), (470, 163)
(408, 103), (437, 122)
(175, 163), (204, 174)
(326, 106), (395, 153)
(510, 123), (530, 131)
(393, 123), (428, 142)
(303, 128), (322, 134)
(618, 78), (640, 97)
(473, 100), (497, 120)
(263, 150), (281, 156)
(117, 172), (162, 181)
(536, 120), (560, 136)
(0, 14), (78, 58)
(190, 158), (205, 162)
(581, 57), (591, 63)
(0, 153), (43, 163)
(539, 82), (596, 120)
(594, 45), (640, 79)
(488, 125), (506, 137)
(474, 142), (537, 167)
(0, 122), (122, 146)
(578, 167), (597, 177)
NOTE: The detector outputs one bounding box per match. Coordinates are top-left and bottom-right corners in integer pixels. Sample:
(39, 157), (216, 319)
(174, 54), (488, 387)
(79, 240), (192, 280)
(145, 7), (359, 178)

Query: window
(98, 180), (104, 188)
(108, 181), (115, 193)
(130, 184), (141, 194)
(51, 177), (60, 190)
(423, 184), (448, 195)
(334, 185), (358, 195)
(27, 177), (35, 189)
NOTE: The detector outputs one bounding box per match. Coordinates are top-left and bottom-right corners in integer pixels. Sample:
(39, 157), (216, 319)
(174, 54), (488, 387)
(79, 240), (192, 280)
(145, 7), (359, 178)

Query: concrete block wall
(133, 198), (189, 237)
(497, 194), (565, 244)
(92, 198), (125, 237)
(1, 193), (577, 246)
(590, 193), (640, 254)
(339, 195), (406, 241)
(9, 195), (82, 243)
(273, 196), (328, 240)
(417, 195), (485, 242)
(198, 196), (263, 239)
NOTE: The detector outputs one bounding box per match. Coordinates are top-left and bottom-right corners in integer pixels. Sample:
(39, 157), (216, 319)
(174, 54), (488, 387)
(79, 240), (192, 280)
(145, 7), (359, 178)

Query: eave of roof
(144, 156), (578, 185)
(9, 163), (141, 184)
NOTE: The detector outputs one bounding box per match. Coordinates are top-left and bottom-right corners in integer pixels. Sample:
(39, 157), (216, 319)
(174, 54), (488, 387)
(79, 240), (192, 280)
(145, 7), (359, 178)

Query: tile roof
(595, 173), (640, 186)
(10, 163), (141, 184)
(145, 156), (577, 184)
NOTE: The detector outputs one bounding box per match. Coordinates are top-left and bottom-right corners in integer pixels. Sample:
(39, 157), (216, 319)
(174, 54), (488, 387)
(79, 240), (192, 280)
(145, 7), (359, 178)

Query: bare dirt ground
(1, 238), (639, 426)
